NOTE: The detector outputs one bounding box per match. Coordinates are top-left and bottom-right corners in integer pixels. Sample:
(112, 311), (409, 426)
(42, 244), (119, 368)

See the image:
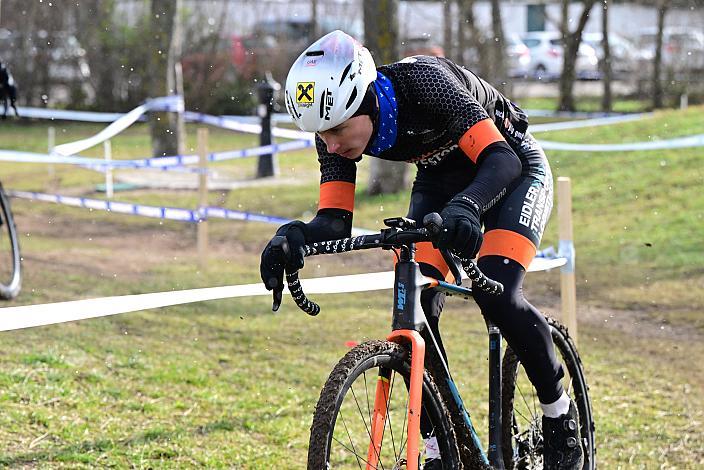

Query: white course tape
(538, 133), (704, 152)
(530, 113), (650, 133)
(524, 109), (624, 118)
(52, 96), (184, 157)
(0, 258), (565, 332)
(17, 106), (130, 122)
(0, 272), (395, 332)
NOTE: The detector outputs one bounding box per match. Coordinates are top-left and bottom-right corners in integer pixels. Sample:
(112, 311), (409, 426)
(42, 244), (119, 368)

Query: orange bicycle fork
(366, 244), (433, 470)
(366, 330), (426, 470)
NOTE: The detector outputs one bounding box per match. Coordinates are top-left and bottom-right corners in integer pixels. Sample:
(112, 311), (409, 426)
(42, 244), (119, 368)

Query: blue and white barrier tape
(6, 190), (372, 235)
(0, 138), (312, 169)
(52, 96), (185, 157)
(9, 190), (200, 222)
(524, 109), (626, 119)
(530, 113), (650, 133)
(538, 133), (704, 152)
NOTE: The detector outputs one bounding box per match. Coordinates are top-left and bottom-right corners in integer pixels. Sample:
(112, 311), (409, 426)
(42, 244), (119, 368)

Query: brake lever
(269, 236), (289, 312)
(422, 213), (463, 286)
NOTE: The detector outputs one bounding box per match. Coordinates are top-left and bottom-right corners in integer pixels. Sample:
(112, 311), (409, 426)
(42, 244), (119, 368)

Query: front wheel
(0, 183), (21, 300)
(501, 318), (596, 469)
(308, 340), (461, 469)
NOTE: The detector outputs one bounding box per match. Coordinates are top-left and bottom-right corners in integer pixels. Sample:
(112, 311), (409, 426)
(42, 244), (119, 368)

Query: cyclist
(260, 30), (583, 469)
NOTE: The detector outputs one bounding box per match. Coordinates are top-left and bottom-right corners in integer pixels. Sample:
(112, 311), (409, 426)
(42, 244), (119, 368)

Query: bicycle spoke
(349, 383), (384, 468)
(363, 370), (373, 431)
(337, 409), (364, 469)
(382, 369), (399, 462)
(516, 380), (538, 422)
(398, 378), (409, 458)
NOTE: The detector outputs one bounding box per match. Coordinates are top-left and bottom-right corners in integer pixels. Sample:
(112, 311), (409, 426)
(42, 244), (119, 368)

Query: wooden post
(557, 177), (578, 344)
(197, 128), (209, 269)
(47, 127), (56, 191)
(104, 140), (113, 199)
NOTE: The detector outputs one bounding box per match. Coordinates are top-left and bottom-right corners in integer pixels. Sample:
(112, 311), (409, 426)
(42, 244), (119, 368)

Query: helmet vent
(305, 51), (324, 57)
(339, 62), (353, 86)
(345, 86), (358, 110)
(319, 89), (327, 119)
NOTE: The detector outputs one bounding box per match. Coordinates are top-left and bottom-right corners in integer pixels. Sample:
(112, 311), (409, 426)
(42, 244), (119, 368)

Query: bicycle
(271, 213), (595, 469)
(0, 181), (21, 300)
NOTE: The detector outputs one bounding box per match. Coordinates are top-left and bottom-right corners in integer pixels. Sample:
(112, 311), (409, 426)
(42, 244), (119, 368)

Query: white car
(582, 32), (640, 78)
(635, 27), (704, 72)
(506, 34), (532, 78)
(521, 31), (600, 81)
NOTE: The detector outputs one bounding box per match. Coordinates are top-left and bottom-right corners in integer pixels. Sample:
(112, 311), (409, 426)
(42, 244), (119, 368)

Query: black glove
(260, 221), (307, 310)
(437, 195), (483, 260)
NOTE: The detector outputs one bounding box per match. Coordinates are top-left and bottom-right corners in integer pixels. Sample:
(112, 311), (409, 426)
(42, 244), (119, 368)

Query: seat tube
(487, 321), (506, 469)
(387, 329), (425, 470)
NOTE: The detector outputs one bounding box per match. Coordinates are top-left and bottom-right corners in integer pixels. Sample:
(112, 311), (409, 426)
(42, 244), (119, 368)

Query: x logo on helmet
(296, 82), (315, 103)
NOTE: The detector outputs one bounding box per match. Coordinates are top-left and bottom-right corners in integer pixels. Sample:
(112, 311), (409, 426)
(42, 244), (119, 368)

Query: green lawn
(0, 107), (702, 467)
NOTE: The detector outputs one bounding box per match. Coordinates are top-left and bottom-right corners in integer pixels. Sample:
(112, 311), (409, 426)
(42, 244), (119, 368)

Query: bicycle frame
(369, 242), (506, 470)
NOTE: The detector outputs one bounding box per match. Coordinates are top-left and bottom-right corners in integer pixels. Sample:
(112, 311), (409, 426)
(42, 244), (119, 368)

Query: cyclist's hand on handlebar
(260, 221), (307, 310)
(437, 195), (483, 260)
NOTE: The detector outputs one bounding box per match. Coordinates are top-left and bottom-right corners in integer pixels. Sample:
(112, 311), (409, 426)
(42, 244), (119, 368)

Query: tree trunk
(490, 0), (507, 91)
(653, 0), (668, 109)
(149, 0), (185, 157)
(558, 0), (597, 112)
(443, 0), (453, 61)
(364, 0), (407, 196)
(601, 0), (612, 112)
(311, 0), (319, 41)
(459, 0), (488, 75)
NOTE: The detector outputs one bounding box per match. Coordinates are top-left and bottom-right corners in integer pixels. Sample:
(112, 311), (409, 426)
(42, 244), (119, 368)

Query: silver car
(521, 31), (600, 81)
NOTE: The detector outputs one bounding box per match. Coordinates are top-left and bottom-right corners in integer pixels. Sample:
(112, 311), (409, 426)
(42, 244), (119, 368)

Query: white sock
(540, 391), (571, 418)
(424, 436), (441, 460)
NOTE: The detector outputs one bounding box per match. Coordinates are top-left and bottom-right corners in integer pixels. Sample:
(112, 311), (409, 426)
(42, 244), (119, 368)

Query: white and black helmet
(285, 30), (377, 132)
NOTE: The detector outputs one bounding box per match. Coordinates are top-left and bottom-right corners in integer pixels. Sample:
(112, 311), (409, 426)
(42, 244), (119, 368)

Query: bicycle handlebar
(275, 213), (504, 316)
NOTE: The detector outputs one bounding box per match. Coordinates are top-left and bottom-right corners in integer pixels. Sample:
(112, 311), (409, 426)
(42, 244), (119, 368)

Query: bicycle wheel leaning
(501, 317), (596, 469)
(308, 340), (461, 469)
(0, 183), (21, 300)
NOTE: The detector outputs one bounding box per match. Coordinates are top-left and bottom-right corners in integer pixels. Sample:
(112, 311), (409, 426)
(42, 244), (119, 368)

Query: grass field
(0, 106), (702, 468)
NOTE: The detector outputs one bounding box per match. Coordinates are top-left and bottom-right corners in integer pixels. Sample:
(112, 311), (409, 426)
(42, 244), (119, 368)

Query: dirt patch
(14, 209), (248, 279)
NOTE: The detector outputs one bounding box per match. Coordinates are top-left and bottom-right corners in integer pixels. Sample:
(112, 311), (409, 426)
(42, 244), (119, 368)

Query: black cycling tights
(419, 256), (564, 438)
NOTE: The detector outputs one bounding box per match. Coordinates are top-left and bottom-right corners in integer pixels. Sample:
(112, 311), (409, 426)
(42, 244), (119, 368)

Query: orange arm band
(458, 118), (506, 163)
(319, 181), (355, 212)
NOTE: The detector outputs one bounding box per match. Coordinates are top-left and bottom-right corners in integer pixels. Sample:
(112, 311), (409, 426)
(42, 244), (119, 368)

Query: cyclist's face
(317, 115), (373, 160)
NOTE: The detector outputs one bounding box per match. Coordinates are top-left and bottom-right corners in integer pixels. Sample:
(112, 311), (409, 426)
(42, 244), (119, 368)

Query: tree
(601, 0), (613, 112)
(363, 0), (408, 195)
(652, 0), (668, 108)
(148, 0), (185, 158)
(457, 0), (490, 76)
(443, 0), (453, 61)
(558, 0), (597, 111)
(489, 0), (507, 92)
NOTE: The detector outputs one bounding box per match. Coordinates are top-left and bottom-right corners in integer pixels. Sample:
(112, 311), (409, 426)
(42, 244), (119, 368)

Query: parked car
(582, 32), (639, 78)
(506, 34), (532, 78)
(231, 18), (363, 80)
(634, 27), (704, 72)
(520, 31), (599, 81)
(0, 28), (91, 83)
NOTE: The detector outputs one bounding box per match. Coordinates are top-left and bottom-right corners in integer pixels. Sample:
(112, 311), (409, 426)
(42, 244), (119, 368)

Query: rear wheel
(501, 318), (595, 469)
(308, 340), (461, 469)
(0, 183), (21, 300)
